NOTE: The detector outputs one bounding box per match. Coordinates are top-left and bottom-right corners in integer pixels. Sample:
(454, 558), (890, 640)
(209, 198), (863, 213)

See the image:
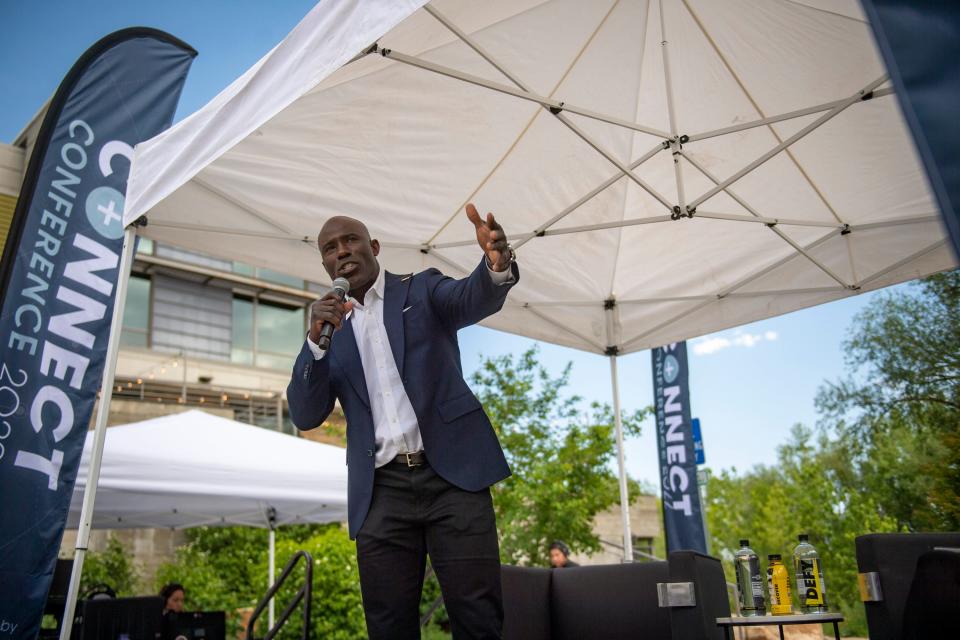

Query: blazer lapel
(384, 272), (411, 376)
(331, 315), (370, 408)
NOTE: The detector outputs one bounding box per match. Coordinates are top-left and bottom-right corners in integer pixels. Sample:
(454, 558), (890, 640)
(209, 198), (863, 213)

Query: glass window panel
(256, 267), (303, 289)
(136, 237), (153, 255)
(231, 348), (254, 365)
(256, 302), (305, 358)
(232, 298), (254, 355)
(122, 276), (150, 331)
(233, 261), (255, 277)
(255, 351), (298, 371)
(119, 330), (147, 348)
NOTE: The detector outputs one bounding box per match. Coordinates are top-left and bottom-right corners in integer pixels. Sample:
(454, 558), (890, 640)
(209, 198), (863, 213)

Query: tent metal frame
(360, 2), (916, 561)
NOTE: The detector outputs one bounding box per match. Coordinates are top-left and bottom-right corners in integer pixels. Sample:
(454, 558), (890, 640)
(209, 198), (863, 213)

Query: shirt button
(366, 449), (373, 457)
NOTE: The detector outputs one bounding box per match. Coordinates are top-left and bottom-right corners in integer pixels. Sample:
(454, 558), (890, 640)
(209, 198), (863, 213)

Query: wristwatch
(486, 243), (516, 272)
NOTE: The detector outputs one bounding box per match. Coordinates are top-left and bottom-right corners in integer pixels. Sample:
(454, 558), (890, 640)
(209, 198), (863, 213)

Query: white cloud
(691, 330), (778, 356)
(691, 337), (731, 355)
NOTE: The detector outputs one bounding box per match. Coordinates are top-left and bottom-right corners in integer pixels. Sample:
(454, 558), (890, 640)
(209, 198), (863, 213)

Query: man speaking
(287, 204), (518, 639)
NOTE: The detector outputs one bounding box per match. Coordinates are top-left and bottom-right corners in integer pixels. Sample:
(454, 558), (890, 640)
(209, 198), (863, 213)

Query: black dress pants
(356, 460), (503, 640)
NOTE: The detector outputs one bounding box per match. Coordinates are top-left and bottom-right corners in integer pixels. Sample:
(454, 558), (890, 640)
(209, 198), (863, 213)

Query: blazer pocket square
(402, 304), (415, 313)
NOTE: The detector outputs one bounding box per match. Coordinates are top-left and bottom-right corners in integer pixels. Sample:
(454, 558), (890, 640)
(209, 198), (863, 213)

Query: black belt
(391, 451), (427, 467)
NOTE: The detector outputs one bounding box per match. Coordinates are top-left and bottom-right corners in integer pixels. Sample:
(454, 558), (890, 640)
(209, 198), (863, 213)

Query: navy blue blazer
(287, 258), (518, 538)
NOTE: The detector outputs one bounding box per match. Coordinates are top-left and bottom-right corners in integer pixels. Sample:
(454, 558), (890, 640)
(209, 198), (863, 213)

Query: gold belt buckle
(404, 452), (420, 467)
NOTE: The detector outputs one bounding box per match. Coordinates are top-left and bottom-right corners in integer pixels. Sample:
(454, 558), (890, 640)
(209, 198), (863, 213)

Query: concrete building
(568, 495), (664, 566)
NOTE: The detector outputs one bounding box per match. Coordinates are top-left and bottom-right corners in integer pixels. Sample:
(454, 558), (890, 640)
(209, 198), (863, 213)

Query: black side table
(716, 612), (844, 640)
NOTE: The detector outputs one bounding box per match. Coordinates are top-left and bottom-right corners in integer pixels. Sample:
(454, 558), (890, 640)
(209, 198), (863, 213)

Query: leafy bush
(80, 535), (141, 597)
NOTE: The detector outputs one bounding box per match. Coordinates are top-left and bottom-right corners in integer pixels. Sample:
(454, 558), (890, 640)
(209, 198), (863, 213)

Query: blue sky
(1, 1), (909, 488)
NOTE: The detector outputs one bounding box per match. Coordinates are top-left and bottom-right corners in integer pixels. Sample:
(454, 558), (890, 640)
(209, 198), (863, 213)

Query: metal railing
(111, 376), (290, 431)
(247, 550), (313, 640)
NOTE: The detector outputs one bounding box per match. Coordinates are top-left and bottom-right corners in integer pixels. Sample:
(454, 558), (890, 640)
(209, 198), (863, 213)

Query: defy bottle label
(796, 558), (825, 605)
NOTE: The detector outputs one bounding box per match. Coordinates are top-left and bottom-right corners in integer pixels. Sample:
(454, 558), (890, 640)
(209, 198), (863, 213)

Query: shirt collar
(349, 266), (385, 307)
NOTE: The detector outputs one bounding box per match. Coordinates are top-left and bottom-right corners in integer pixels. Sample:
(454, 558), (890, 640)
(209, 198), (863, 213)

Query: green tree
(816, 270), (960, 530)
(80, 535), (141, 596)
(254, 527), (366, 640)
(156, 524), (449, 639)
(706, 425), (899, 636)
(470, 347), (649, 565)
(155, 525), (340, 636)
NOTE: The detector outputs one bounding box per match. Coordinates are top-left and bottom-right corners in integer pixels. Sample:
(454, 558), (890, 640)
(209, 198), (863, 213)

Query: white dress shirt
(307, 261), (513, 467)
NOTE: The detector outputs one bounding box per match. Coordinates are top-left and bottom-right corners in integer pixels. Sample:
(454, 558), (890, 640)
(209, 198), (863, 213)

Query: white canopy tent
(68, 410), (347, 628)
(64, 3), (959, 623)
(69, 410), (347, 530)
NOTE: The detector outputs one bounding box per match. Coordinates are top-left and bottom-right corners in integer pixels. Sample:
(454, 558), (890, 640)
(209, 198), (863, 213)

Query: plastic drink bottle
(734, 539), (766, 616)
(793, 533), (828, 613)
(766, 554), (793, 615)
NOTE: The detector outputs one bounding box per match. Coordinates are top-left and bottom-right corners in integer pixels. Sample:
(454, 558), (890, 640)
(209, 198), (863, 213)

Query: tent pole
(608, 354), (633, 563)
(685, 86), (894, 143)
(685, 74), (888, 211)
(605, 303), (632, 563)
(60, 225), (138, 640)
(659, 0), (687, 216)
(268, 526), (276, 628)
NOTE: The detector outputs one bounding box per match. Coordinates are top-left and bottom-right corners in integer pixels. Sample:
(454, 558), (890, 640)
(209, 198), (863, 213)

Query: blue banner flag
(861, 1), (960, 258)
(651, 342), (707, 553)
(0, 29), (194, 638)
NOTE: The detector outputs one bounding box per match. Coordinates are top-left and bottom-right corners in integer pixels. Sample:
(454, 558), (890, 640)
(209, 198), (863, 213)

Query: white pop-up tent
(69, 410), (347, 529)
(63, 4), (959, 621)
(68, 410), (347, 627)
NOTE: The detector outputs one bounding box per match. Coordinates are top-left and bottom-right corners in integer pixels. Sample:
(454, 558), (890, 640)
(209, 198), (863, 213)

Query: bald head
(318, 216), (371, 248)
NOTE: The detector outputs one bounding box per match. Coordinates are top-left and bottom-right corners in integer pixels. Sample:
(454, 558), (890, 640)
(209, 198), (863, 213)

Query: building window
(231, 297), (255, 365)
(231, 296), (305, 370)
(120, 276), (150, 348)
(136, 237), (154, 255)
(233, 261), (304, 289)
(256, 301), (305, 369)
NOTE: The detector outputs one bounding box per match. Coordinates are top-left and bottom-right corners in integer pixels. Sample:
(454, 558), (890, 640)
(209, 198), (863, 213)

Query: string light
(133, 356), (184, 384)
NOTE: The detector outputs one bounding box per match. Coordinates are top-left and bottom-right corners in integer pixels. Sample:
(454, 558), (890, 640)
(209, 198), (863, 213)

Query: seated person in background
(160, 583), (185, 615)
(549, 541), (579, 568)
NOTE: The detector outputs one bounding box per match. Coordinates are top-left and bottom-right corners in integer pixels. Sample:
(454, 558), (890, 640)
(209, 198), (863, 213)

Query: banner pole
(609, 354), (633, 563)
(60, 225), (138, 640)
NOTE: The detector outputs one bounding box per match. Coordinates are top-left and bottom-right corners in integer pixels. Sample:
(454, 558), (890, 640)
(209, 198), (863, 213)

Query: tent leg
(60, 225), (138, 640)
(609, 355), (633, 563)
(268, 526), (276, 628)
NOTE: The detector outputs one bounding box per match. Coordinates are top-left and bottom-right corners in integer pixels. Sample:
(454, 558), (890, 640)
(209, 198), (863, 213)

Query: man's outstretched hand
(467, 203), (512, 272)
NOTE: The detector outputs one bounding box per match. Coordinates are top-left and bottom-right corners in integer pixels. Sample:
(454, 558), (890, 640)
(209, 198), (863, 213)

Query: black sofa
(501, 551), (730, 640)
(855, 532), (960, 640)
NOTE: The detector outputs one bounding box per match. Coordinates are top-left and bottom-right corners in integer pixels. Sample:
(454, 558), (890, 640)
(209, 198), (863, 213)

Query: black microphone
(317, 277), (350, 351)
